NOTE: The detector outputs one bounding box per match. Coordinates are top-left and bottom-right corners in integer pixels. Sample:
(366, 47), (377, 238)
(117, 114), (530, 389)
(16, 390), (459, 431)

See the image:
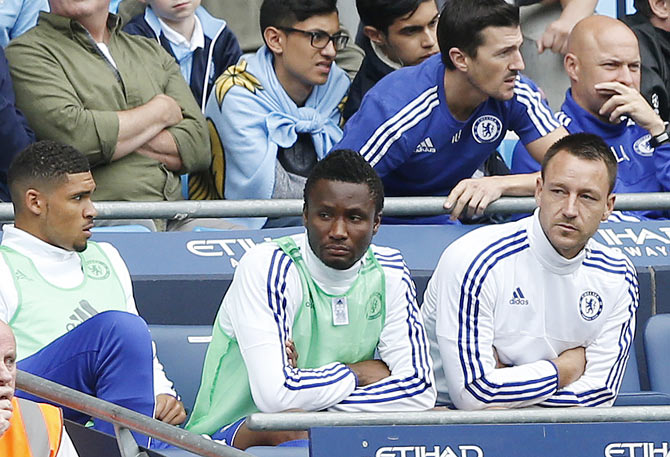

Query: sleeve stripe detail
(342, 255), (434, 404)
(457, 229), (558, 403)
(360, 86), (440, 167)
(265, 249), (355, 390)
(541, 262), (638, 407)
(514, 79), (561, 136)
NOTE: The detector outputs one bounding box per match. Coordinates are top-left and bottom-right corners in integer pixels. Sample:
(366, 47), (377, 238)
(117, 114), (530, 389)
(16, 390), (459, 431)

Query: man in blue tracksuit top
(124, 2), (242, 110)
(511, 15), (670, 219)
(335, 0), (567, 224)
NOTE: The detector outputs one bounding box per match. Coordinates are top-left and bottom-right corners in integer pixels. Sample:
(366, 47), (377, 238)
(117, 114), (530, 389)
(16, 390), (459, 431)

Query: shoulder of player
(439, 220), (529, 271)
(236, 240), (295, 276)
(370, 244), (406, 271)
(584, 239), (637, 278)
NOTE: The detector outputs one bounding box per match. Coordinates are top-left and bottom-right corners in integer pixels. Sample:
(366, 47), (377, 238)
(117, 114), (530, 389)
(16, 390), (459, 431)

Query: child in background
(124, 0), (242, 110)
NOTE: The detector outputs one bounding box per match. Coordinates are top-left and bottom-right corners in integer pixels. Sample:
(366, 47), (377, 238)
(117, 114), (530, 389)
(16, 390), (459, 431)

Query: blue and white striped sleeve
(224, 244), (357, 413)
(539, 253), (639, 407)
(330, 248), (436, 411)
(435, 231), (560, 410)
(336, 86), (440, 178)
(510, 76), (562, 146)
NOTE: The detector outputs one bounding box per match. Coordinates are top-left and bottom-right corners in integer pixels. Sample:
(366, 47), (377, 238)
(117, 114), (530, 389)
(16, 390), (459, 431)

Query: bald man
(0, 321), (80, 456)
(511, 15), (670, 219)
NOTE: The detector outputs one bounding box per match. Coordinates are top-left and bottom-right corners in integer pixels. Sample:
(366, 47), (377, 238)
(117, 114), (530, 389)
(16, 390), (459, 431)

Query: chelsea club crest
(472, 115), (503, 144)
(579, 291), (603, 321)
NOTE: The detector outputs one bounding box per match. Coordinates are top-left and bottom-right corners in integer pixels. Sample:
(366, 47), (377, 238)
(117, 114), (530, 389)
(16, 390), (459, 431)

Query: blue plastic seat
(644, 314), (670, 394)
(149, 325), (212, 415)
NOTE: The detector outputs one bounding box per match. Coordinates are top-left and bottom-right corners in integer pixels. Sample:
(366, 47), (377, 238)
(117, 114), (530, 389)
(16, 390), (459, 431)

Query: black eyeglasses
(278, 27), (349, 51)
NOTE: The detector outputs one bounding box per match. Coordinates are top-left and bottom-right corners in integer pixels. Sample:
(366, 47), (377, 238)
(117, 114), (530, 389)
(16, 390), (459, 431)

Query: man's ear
(363, 25), (385, 46)
(264, 26), (284, 55)
(650, 0), (670, 20)
(24, 188), (45, 216)
(372, 211), (382, 236)
(448, 47), (468, 72)
(602, 193), (616, 221)
(564, 53), (579, 83)
(302, 204), (308, 226)
(534, 175), (543, 207)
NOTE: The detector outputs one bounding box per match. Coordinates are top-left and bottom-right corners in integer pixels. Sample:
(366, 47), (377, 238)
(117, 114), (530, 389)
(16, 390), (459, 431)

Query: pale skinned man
(335, 0), (568, 225)
(423, 133), (638, 409)
(5, 0), (212, 231)
(342, 0), (439, 120)
(511, 15), (670, 220)
(0, 321), (80, 457)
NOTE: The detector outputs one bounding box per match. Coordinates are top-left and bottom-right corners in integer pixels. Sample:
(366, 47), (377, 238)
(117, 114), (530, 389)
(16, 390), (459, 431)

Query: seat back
(619, 341), (640, 392)
(644, 313), (670, 394)
(149, 325), (213, 415)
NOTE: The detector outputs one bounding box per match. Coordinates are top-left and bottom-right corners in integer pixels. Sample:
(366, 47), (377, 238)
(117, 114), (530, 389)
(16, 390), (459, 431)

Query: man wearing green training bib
(186, 149), (436, 449)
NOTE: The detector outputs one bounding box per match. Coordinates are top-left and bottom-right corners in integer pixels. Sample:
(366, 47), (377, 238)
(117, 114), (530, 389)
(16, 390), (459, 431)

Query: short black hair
(260, 0), (338, 33)
(633, 0), (652, 18)
(542, 133), (618, 194)
(304, 149), (384, 214)
(438, 0), (519, 70)
(357, 0), (432, 33)
(8, 140), (90, 205)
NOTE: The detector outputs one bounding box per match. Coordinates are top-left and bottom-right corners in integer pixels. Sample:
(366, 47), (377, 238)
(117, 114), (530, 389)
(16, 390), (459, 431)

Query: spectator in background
(343, 0), (439, 121)
(335, 0), (566, 225)
(5, 0), (213, 231)
(0, 47), (34, 201)
(0, 0), (48, 47)
(0, 320), (80, 457)
(1, 141), (185, 447)
(117, 0), (366, 79)
(623, 0), (670, 122)
(123, 0), (243, 111)
(502, 0), (597, 110)
(423, 133), (638, 410)
(190, 0), (350, 229)
(511, 16), (670, 220)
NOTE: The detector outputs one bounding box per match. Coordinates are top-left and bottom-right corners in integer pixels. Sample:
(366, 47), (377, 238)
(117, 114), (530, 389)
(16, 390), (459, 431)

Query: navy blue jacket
(0, 46), (34, 201)
(342, 37), (393, 122)
(124, 6), (242, 110)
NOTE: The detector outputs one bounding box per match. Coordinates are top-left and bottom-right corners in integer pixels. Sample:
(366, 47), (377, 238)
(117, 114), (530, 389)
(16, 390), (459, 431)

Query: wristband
(650, 122), (670, 148)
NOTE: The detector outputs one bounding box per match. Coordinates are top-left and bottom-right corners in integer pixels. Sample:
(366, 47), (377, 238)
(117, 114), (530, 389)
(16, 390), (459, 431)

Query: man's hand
(0, 398), (12, 437)
(493, 347), (508, 369)
(155, 394), (187, 425)
(285, 339), (299, 368)
(552, 346), (586, 389)
(538, 0), (597, 55)
(444, 176), (505, 221)
(596, 82), (666, 136)
(149, 94), (184, 128)
(538, 16), (573, 55)
(346, 360), (391, 387)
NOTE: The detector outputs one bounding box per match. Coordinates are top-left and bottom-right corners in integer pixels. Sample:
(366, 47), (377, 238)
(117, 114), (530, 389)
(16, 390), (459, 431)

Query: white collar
(528, 209), (587, 275)
(298, 233), (363, 295)
(1, 225), (81, 264)
(371, 40), (402, 71)
(158, 15), (204, 51)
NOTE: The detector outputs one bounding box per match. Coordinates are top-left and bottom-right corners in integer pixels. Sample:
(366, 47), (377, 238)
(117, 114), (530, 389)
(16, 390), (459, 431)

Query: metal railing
(246, 406), (670, 431)
(16, 370), (251, 457)
(0, 192), (669, 220)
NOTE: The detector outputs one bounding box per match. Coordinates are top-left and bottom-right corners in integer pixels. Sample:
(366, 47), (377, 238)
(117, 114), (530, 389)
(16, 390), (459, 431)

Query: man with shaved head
(512, 15), (670, 219)
(0, 321), (80, 456)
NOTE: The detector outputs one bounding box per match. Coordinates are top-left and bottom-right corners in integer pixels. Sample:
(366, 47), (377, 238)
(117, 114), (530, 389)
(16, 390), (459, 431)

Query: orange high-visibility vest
(0, 397), (63, 457)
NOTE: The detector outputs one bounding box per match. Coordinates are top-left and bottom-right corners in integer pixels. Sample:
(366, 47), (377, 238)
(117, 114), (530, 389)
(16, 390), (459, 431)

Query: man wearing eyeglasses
(195, 0), (351, 229)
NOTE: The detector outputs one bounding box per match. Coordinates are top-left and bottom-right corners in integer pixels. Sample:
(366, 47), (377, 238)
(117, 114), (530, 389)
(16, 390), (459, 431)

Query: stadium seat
(644, 313), (670, 394)
(618, 343), (640, 392)
(149, 325), (212, 415)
